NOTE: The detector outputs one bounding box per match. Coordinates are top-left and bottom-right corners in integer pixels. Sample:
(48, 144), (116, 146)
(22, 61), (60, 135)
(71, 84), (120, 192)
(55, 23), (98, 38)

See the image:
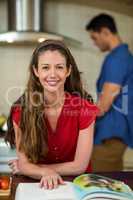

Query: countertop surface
(1, 171), (133, 200)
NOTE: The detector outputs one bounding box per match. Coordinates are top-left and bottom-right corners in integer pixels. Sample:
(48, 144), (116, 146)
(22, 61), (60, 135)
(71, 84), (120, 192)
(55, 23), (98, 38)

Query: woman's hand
(40, 168), (65, 189)
(8, 158), (29, 175)
(8, 159), (64, 189)
(8, 159), (20, 174)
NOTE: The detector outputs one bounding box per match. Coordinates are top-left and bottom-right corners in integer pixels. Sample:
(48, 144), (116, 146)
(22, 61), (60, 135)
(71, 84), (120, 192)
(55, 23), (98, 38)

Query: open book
(73, 174), (133, 200)
(15, 174), (133, 200)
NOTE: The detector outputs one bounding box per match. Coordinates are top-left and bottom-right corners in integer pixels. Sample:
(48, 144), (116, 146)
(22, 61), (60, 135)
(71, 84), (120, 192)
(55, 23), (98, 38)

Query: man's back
(85, 13), (133, 171)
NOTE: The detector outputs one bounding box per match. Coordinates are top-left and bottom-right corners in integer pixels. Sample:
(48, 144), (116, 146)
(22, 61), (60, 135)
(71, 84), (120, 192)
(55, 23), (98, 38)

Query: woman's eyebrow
(56, 63), (66, 66)
(40, 63), (65, 66)
(40, 63), (49, 66)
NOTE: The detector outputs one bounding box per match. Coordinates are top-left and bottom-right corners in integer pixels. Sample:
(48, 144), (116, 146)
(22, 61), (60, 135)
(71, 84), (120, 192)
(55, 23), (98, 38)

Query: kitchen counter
(0, 138), (16, 173)
(1, 171), (133, 200)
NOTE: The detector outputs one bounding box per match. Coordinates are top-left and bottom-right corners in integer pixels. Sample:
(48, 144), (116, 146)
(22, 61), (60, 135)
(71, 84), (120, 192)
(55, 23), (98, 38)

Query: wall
(0, 0), (133, 115)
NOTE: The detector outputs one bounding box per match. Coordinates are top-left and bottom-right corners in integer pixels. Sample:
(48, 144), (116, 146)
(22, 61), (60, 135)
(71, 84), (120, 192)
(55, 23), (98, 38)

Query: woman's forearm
(18, 160), (61, 180)
(19, 161), (44, 179)
(39, 161), (86, 176)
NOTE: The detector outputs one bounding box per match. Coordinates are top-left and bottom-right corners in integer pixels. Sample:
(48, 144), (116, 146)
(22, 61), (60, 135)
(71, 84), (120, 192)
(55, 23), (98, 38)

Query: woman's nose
(49, 67), (56, 77)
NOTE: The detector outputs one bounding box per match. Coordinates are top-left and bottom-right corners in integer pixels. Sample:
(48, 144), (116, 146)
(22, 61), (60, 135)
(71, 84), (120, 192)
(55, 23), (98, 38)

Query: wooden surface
(1, 171), (133, 200)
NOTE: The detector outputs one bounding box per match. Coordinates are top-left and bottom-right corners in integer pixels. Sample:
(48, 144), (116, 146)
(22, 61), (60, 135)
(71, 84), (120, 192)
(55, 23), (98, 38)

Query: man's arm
(97, 82), (121, 116)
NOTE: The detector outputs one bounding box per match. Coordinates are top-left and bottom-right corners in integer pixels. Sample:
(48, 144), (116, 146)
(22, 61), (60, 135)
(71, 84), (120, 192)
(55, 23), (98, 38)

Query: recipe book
(15, 173), (133, 200)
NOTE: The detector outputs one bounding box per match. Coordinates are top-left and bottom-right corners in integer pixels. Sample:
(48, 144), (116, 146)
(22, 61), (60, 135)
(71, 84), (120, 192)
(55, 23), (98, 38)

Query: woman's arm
(9, 122), (61, 180)
(10, 120), (94, 177)
(41, 122), (94, 175)
(9, 121), (65, 189)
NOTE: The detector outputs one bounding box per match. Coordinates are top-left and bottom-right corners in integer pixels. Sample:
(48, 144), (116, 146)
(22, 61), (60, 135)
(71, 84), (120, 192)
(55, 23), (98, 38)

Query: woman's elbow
(74, 163), (87, 175)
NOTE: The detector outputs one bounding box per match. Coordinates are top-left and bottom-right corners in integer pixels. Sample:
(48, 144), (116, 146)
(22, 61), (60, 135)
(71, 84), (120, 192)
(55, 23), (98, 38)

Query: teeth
(47, 81), (58, 86)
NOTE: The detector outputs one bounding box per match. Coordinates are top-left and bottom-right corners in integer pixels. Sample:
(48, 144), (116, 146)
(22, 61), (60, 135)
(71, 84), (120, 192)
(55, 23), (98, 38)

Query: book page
(15, 181), (76, 200)
(73, 174), (133, 200)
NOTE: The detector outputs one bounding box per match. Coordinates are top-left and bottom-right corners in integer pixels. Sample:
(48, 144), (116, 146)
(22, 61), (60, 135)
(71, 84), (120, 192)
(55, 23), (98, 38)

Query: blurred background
(0, 0), (133, 172)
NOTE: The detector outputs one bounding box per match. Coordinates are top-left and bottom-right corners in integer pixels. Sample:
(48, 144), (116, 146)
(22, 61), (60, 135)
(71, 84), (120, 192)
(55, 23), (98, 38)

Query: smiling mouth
(46, 80), (59, 86)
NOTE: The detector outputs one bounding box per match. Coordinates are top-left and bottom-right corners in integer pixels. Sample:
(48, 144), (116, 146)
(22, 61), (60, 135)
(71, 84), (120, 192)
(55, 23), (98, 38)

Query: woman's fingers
(39, 177), (45, 188)
(40, 176), (54, 189)
(8, 159), (17, 167)
(8, 159), (20, 174)
(47, 177), (53, 189)
(40, 174), (64, 189)
(8, 159), (16, 166)
(52, 176), (58, 189)
(8, 161), (15, 170)
(58, 176), (65, 185)
(12, 164), (19, 174)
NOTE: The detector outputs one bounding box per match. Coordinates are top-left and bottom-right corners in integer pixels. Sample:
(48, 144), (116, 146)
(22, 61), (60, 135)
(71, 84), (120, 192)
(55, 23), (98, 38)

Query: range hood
(0, 0), (75, 45)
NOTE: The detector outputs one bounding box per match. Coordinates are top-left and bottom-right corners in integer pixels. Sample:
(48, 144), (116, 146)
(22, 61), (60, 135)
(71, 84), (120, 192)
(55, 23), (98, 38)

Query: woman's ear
(66, 65), (72, 77)
(33, 66), (39, 78)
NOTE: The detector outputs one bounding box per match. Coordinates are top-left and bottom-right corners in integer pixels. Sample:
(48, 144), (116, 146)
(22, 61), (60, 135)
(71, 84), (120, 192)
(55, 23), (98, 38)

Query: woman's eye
(56, 65), (64, 69)
(42, 66), (49, 70)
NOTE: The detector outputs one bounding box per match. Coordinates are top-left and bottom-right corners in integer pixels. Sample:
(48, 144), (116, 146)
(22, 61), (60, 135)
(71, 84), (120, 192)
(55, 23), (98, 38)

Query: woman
(6, 39), (98, 189)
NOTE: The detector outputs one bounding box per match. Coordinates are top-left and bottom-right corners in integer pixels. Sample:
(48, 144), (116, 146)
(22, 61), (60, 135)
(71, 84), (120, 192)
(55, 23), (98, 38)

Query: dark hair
(5, 39), (93, 163)
(86, 13), (118, 34)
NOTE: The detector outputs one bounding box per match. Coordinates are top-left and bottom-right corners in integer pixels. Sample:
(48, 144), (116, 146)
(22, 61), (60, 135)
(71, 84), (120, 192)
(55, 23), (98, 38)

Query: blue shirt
(95, 44), (133, 147)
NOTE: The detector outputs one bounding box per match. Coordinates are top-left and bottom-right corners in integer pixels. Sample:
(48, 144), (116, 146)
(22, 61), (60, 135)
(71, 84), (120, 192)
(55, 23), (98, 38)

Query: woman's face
(34, 50), (71, 94)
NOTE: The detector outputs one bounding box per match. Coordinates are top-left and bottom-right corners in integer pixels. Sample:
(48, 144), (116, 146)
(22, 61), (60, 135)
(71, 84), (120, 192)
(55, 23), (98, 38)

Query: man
(86, 13), (133, 171)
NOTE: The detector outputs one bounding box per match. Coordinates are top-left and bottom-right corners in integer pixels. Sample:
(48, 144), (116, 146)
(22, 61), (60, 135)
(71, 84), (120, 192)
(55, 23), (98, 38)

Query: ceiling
(1, 0), (133, 17)
(52, 0), (133, 17)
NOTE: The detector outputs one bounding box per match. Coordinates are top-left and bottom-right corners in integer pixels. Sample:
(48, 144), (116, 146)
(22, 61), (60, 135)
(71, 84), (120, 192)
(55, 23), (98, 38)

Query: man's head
(86, 14), (118, 52)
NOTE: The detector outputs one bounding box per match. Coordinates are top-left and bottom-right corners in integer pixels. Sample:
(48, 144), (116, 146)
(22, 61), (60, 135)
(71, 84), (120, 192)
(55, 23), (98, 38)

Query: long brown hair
(5, 39), (93, 163)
